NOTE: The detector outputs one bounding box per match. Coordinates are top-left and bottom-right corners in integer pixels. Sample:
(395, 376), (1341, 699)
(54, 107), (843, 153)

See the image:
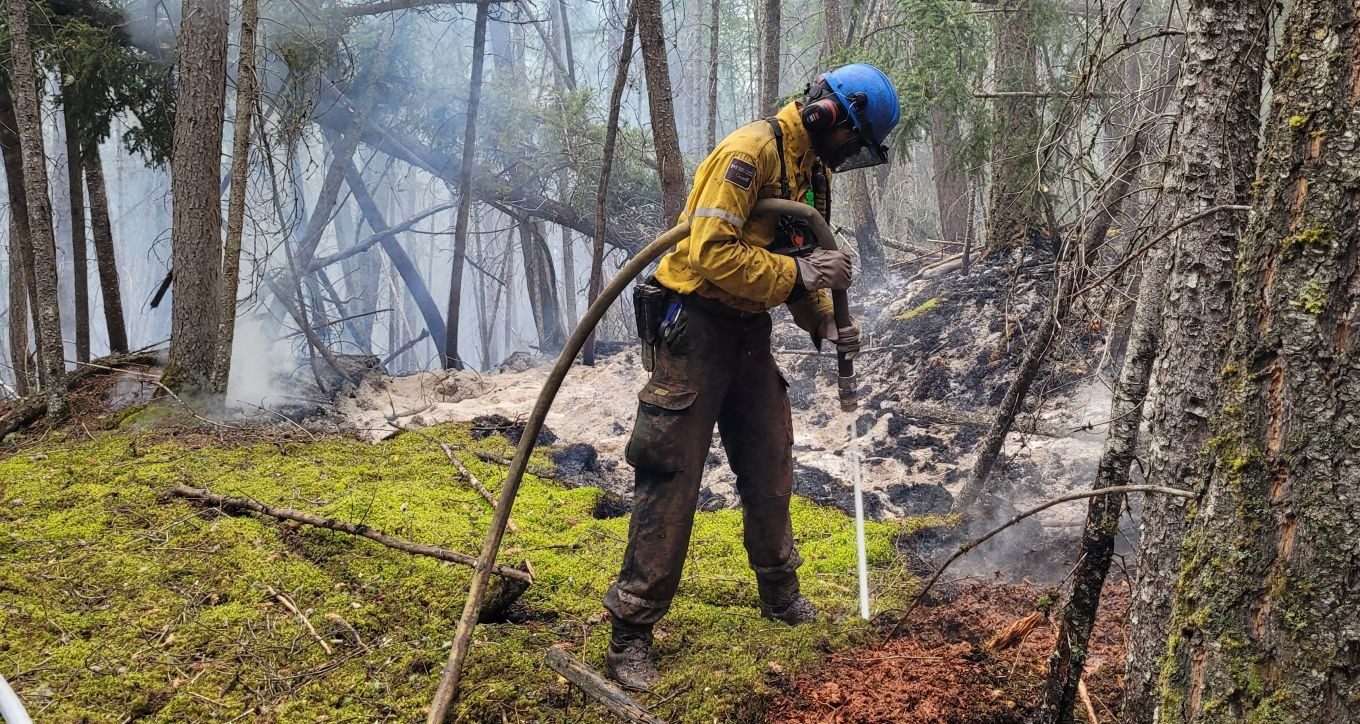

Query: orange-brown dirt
(766, 582), (1129, 723)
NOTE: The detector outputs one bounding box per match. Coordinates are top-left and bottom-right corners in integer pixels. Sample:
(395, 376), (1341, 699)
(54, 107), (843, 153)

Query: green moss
(1287, 114), (1309, 130)
(1281, 224), (1336, 252)
(0, 425), (930, 722)
(895, 297), (942, 322)
(1292, 279), (1328, 315)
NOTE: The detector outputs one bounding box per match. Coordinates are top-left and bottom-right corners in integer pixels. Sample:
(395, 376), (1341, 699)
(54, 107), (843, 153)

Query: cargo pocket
(625, 379), (699, 473)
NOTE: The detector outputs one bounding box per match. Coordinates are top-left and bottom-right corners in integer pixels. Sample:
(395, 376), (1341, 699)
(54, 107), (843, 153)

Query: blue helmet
(818, 63), (900, 170)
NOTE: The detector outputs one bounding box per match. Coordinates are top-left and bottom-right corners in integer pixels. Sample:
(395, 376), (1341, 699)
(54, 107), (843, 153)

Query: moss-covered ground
(0, 422), (937, 722)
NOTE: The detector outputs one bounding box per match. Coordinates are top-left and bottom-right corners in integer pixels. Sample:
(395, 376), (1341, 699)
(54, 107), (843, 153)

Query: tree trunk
(165, 0), (228, 390)
(85, 148), (127, 354)
(636, 0), (685, 224)
(983, 1), (1042, 253)
(1123, 3), (1271, 719)
(210, 0), (258, 393)
(6, 0), (68, 419)
(63, 110), (89, 363)
(343, 161), (448, 355)
(7, 216), (30, 395)
(706, 0), (719, 149)
(0, 88), (34, 396)
(585, 0), (638, 366)
(518, 218), (566, 353)
(760, 0), (780, 115)
(1039, 243), (1171, 723)
(931, 106), (970, 245)
(444, 0), (490, 370)
(1153, 2), (1359, 718)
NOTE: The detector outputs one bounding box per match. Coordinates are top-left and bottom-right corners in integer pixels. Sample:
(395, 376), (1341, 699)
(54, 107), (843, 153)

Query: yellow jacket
(655, 102), (836, 332)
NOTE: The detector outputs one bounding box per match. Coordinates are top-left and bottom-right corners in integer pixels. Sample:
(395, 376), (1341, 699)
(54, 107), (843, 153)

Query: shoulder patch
(723, 157), (757, 190)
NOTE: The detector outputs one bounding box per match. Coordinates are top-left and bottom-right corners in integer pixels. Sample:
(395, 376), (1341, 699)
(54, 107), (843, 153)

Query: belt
(679, 292), (766, 319)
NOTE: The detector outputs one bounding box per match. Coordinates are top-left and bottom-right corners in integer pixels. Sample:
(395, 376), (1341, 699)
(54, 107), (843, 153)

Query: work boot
(604, 624), (659, 691)
(760, 593), (820, 625)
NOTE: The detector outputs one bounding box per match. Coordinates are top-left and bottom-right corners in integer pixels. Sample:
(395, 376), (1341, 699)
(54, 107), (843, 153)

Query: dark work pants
(604, 296), (801, 627)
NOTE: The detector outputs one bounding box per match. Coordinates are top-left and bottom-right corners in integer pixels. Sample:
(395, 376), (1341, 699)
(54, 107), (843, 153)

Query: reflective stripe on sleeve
(692, 207), (746, 228)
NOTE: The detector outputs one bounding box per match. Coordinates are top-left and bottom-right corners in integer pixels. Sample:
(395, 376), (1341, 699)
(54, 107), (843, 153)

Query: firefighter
(604, 63), (901, 689)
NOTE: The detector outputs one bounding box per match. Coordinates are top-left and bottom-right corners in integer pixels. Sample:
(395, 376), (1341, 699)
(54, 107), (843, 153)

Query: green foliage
(895, 296), (942, 321)
(0, 424), (934, 722)
(849, 0), (988, 164)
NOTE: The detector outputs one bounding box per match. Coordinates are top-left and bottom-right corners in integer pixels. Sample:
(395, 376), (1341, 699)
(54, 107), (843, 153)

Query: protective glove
(794, 249), (853, 292)
(815, 315), (863, 361)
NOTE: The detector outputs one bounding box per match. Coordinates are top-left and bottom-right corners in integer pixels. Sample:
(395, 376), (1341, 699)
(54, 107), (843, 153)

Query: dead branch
(884, 485), (1193, 639)
(267, 586), (333, 655)
(0, 351), (160, 440)
(167, 484), (533, 584)
(334, 0), (513, 16)
(987, 611), (1045, 652)
(545, 645), (667, 723)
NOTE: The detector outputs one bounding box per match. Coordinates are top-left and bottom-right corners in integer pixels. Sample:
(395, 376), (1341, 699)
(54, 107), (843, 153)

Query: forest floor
(0, 402), (1131, 723)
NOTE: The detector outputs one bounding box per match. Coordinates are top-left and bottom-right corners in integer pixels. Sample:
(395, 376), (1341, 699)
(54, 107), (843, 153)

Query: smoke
(223, 312), (305, 410)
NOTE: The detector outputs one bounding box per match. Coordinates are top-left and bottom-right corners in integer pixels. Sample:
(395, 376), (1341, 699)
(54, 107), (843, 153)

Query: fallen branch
(1078, 678), (1099, 724)
(986, 611), (1045, 652)
(167, 484), (533, 584)
(884, 485), (1192, 639)
(545, 645), (667, 724)
(267, 586), (332, 654)
(0, 351), (161, 440)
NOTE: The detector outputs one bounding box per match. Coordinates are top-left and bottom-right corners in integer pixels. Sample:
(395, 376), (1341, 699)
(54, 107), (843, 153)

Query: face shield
(828, 115), (891, 172)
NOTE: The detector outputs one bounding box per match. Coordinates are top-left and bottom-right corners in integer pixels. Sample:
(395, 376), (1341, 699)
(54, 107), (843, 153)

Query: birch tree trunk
(210, 0), (258, 393)
(1123, 3), (1271, 718)
(165, 0), (228, 390)
(444, 0), (490, 369)
(85, 148), (127, 354)
(6, 0), (68, 418)
(1154, 2), (1359, 718)
(636, 0), (685, 224)
(63, 110), (89, 363)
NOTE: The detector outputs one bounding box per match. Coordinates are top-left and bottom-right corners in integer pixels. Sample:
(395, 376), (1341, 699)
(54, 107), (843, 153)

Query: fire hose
(0, 674), (33, 724)
(426, 198), (857, 721)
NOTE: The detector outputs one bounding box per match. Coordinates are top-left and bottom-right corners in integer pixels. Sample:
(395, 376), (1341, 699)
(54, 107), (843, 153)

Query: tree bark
(84, 148), (127, 354)
(210, 0), (258, 393)
(931, 106), (970, 245)
(165, 0), (228, 390)
(6, 0), (68, 419)
(1123, 3), (1271, 719)
(983, 0), (1043, 253)
(585, 1), (638, 366)
(636, 0), (685, 224)
(444, 0), (490, 370)
(63, 109), (89, 363)
(7, 216), (30, 395)
(1153, 1), (1359, 718)
(760, 0), (780, 116)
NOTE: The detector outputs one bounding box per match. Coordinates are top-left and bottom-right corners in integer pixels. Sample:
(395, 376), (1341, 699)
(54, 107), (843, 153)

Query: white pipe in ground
(847, 423), (870, 620)
(0, 674), (33, 724)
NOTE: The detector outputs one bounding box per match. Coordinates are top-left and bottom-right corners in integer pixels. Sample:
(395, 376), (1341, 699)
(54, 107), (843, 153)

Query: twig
(267, 586), (333, 655)
(167, 484), (532, 583)
(884, 485), (1193, 639)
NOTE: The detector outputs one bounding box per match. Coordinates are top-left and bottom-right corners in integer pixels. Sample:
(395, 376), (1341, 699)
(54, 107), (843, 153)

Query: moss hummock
(0, 424), (936, 722)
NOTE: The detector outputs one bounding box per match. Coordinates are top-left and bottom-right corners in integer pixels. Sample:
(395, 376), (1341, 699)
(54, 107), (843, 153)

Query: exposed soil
(766, 582), (1129, 724)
